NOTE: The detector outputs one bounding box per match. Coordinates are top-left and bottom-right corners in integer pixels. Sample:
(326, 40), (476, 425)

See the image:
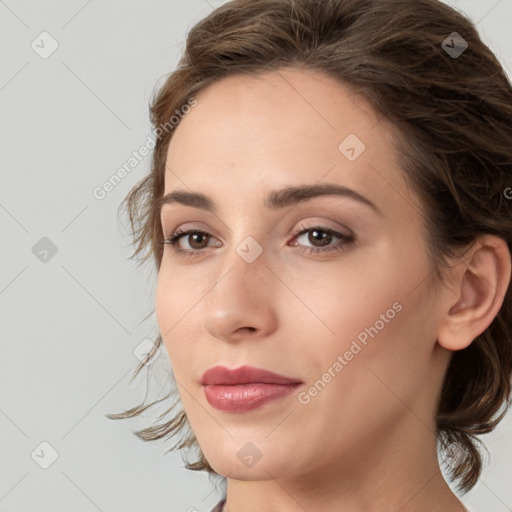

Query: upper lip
(201, 365), (302, 386)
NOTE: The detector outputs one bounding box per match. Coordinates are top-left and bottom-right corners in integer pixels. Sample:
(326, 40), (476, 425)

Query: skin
(155, 66), (511, 512)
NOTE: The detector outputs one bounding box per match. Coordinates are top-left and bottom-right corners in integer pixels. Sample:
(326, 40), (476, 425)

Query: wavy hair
(107, 0), (512, 493)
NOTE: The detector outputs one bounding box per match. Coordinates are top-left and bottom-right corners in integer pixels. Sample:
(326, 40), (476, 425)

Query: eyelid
(294, 218), (353, 237)
(161, 220), (212, 237)
(161, 215), (352, 239)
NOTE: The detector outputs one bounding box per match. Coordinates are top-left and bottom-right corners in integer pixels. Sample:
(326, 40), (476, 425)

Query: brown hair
(107, 0), (512, 493)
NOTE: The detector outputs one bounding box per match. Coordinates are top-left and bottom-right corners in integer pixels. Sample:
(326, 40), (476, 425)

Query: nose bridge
(202, 233), (278, 340)
(216, 205), (269, 279)
(213, 236), (269, 305)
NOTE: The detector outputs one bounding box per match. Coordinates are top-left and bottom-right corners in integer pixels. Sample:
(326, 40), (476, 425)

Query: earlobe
(437, 235), (511, 352)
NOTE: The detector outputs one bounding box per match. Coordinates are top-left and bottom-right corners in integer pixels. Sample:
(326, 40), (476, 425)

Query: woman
(108, 0), (512, 510)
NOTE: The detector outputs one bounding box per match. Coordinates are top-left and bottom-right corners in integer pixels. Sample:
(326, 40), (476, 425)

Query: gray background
(1, 0), (511, 511)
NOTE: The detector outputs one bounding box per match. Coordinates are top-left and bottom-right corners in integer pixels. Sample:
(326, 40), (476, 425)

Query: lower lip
(203, 383), (301, 412)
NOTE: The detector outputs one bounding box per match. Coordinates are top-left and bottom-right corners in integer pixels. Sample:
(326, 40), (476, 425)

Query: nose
(202, 248), (279, 344)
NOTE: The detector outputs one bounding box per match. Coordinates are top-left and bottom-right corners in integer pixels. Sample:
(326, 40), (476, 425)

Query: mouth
(201, 364), (302, 386)
(201, 365), (303, 412)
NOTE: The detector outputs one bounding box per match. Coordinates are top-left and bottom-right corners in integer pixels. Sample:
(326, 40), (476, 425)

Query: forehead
(163, 67), (411, 216)
(167, 67), (382, 155)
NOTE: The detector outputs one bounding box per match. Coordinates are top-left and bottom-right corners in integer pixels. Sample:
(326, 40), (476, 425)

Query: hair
(107, 0), (512, 494)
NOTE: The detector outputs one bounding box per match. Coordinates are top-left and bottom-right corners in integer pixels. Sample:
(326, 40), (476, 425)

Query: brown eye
(186, 232), (210, 249)
(168, 230), (213, 250)
(307, 229), (332, 247)
(291, 226), (355, 255)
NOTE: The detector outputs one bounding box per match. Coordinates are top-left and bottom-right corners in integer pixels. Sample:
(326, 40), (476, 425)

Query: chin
(201, 439), (300, 481)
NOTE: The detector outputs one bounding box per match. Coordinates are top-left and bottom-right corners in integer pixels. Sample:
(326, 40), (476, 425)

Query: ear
(437, 235), (511, 351)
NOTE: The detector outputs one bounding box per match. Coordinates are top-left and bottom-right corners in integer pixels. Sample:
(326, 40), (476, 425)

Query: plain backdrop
(1, 1), (511, 511)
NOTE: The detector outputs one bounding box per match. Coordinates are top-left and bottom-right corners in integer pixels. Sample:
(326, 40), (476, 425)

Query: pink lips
(201, 365), (302, 412)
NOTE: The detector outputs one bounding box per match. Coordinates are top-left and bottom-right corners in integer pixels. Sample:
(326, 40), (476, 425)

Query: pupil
(191, 233), (207, 248)
(311, 229), (330, 247)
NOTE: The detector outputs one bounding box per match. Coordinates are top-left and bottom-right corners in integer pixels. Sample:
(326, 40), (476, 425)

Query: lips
(201, 365), (303, 412)
(201, 365), (302, 386)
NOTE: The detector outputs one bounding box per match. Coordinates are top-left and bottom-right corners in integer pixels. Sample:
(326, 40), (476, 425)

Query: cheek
(155, 259), (206, 321)
(298, 245), (430, 375)
(284, 255), (401, 345)
(155, 266), (197, 366)
(317, 261), (438, 413)
(155, 269), (173, 340)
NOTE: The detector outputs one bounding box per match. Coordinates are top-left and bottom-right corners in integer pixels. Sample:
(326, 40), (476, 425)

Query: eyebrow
(158, 183), (382, 216)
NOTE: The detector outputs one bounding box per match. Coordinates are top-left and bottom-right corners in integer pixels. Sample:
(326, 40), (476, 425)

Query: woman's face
(155, 67), (451, 481)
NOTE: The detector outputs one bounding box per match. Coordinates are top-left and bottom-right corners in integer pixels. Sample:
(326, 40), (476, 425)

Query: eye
(161, 225), (355, 258)
(290, 226), (355, 254)
(162, 227), (220, 256)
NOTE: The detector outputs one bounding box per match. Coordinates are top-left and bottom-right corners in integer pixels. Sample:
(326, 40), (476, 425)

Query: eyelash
(161, 225), (355, 259)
